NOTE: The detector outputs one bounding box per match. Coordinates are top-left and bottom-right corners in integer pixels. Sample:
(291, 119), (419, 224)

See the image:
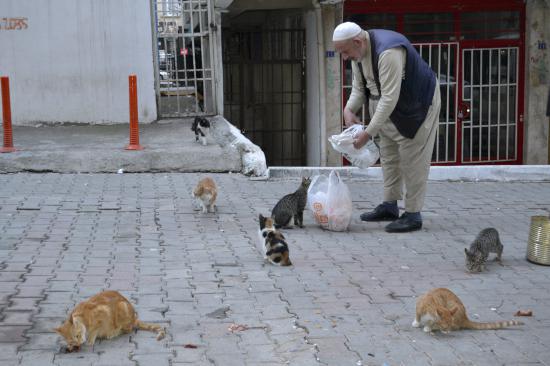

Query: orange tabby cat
(413, 288), (523, 333)
(193, 177), (217, 213)
(55, 290), (165, 352)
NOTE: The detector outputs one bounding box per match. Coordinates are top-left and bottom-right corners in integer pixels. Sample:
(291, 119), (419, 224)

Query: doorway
(343, 0), (525, 164)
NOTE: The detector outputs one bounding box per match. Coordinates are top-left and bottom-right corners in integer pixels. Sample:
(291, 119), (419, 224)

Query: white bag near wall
(328, 124), (380, 169)
(307, 170), (352, 232)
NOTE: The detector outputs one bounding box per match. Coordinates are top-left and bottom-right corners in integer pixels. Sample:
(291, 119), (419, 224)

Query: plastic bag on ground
(307, 171), (352, 231)
(307, 175), (329, 229)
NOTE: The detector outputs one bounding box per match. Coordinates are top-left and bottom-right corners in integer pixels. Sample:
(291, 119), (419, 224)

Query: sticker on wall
(0, 17), (28, 30)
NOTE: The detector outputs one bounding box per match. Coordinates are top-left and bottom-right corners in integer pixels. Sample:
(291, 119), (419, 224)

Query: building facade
(1, 0), (549, 165)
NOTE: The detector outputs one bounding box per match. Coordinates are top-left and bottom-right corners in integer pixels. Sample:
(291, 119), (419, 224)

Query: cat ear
(449, 307), (458, 315)
(464, 248), (469, 255)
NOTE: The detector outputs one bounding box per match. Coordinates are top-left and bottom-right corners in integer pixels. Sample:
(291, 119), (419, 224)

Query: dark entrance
(222, 28), (306, 166)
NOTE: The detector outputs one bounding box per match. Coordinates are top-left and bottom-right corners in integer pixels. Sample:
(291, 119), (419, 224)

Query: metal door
(416, 43), (459, 163)
(153, 0), (216, 117)
(460, 47), (519, 163)
(222, 29), (306, 166)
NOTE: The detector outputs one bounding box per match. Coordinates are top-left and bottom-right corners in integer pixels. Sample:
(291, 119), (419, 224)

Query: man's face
(334, 38), (363, 61)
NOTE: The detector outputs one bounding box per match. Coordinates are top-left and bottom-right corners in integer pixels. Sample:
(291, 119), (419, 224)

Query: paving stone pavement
(0, 172), (549, 366)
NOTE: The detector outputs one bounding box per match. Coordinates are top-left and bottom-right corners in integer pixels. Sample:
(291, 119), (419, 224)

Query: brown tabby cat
(271, 177), (311, 228)
(412, 288), (523, 333)
(258, 214), (292, 266)
(55, 290), (165, 352)
(193, 177), (217, 213)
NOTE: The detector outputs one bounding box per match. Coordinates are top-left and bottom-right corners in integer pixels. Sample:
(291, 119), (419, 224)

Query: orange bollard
(1, 76), (16, 153)
(125, 74), (143, 150)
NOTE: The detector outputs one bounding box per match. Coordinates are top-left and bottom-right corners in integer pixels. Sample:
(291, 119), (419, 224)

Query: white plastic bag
(328, 124), (380, 169)
(307, 171), (352, 232)
(307, 175), (329, 229)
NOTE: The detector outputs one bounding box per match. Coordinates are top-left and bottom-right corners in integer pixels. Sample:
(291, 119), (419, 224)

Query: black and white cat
(191, 116), (210, 146)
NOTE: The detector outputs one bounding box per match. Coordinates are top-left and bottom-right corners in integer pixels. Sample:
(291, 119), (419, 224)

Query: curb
(267, 165), (550, 182)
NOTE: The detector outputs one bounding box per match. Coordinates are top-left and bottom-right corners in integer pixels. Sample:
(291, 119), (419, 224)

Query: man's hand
(353, 130), (370, 149)
(343, 108), (361, 127)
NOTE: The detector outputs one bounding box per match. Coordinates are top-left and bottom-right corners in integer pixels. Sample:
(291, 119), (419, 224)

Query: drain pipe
(313, 0), (327, 166)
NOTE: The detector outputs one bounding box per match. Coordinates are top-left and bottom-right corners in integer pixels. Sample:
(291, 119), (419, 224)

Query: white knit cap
(332, 22), (362, 42)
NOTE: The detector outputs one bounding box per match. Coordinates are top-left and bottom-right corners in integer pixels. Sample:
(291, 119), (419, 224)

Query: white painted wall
(0, 0), (157, 125)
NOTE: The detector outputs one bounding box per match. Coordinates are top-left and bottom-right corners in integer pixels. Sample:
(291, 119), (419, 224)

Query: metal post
(125, 74), (143, 150)
(1, 76), (16, 153)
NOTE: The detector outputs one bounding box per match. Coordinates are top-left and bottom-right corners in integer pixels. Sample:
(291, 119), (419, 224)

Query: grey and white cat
(464, 228), (503, 272)
(271, 177), (311, 228)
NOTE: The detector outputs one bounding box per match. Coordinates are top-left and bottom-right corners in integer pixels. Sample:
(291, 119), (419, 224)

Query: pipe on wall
(313, 0), (327, 166)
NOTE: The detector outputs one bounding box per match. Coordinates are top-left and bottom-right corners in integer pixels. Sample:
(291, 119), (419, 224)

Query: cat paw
(412, 319), (420, 328)
(423, 326), (432, 333)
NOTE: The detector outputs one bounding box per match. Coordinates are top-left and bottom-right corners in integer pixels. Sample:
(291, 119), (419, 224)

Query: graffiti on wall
(0, 17), (28, 30)
(530, 40), (548, 86)
(530, 19), (548, 86)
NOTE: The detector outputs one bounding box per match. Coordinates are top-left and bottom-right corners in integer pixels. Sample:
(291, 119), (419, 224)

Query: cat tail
(135, 320), (166, 340)
(464, 319), (523, 330)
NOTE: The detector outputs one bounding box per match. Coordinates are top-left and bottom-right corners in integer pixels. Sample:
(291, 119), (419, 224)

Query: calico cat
(412, 288), (522, 333)
(258, 214), (292, 266)
(464, 228), (503, 272)
(191, 116), (210, 146)
(55, 290), (165, 352)
(193, 177), (217, 213)
(271, 177), (311, 228)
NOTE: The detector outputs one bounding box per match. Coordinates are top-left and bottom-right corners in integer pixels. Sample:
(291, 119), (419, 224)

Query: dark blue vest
(367, 29), (436, 139)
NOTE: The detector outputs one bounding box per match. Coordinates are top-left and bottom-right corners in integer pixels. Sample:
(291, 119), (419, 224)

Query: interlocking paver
(1, 173), (550, 365)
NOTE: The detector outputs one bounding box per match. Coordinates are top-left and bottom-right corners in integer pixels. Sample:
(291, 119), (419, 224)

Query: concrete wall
(323, 4), (343, 167)
(305, 4), (343, 167)
(525, 0), (550, 163)
(0, 0), (157, 125)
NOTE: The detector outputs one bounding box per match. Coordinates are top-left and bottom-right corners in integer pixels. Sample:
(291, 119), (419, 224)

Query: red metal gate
(343, 0), (525, 165)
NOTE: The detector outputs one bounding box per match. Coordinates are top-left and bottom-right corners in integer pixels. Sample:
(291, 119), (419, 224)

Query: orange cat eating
(55, 290), (165, 352)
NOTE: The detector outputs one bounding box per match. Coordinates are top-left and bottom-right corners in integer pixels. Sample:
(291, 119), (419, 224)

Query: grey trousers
(369, 82), (441, 213)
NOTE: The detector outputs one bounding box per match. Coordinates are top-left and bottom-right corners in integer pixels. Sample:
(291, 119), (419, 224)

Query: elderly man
(333, 22), (441, 233)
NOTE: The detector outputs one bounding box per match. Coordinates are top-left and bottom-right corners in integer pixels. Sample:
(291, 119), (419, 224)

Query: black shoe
(385, 213), (422, 233)
(360, 204), (399, 222)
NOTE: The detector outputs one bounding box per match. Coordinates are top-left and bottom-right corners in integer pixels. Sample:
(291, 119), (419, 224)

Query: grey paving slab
(0, 173), (550, 366)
